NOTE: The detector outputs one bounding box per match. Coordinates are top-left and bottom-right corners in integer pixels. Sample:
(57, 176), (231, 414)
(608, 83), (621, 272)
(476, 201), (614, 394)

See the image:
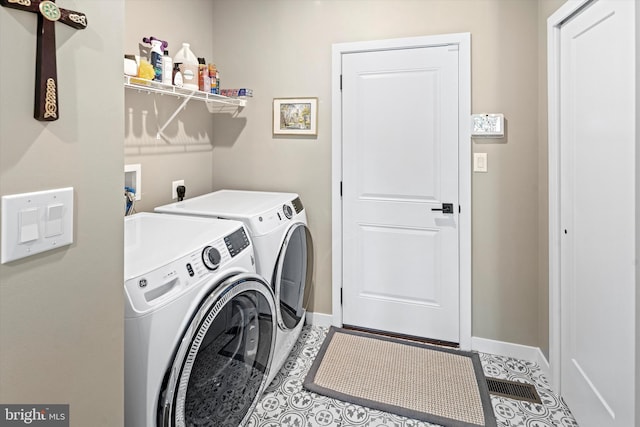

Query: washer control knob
(283, 204), (293, 220)
(202, 246), (221, 270)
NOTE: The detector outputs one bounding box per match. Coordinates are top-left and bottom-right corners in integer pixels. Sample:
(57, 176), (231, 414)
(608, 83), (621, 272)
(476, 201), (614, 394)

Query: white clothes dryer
(155, 190), (313, 386)
(124, 213), (276, 427)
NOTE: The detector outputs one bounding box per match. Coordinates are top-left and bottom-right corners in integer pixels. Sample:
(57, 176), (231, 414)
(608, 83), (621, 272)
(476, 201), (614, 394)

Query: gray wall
(0, 1), (125, 425)
(205, 0), (563, 349)
(637, 0), (640, 417)
(0, 0), (581, 422)
(124, 0), (218, 211)
(0, 0), (569, 421)
(122, 0), (566, 352)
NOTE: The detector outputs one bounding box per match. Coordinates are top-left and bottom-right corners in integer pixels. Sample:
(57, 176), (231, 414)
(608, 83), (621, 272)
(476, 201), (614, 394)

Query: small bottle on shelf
(198, 57), (206, 92)
(172, 63), (183, 87)
(162, 50), (173, 85)
(150, 40), (163, 82)
(208, 64), (217, 94)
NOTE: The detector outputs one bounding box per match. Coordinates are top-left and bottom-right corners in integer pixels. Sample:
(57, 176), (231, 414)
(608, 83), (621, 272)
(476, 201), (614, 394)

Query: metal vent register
(486, 378), (542, 403)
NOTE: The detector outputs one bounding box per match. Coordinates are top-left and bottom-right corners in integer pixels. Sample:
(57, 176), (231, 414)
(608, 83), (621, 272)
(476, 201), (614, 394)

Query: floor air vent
(486, 378), (542, 403)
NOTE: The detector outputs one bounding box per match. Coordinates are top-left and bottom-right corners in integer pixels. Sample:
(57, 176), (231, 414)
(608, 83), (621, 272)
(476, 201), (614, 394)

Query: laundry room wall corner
(124, 0), (218, 212)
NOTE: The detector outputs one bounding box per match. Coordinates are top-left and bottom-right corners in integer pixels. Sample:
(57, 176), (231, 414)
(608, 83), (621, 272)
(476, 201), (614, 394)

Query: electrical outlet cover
(172, 180), (184, 199)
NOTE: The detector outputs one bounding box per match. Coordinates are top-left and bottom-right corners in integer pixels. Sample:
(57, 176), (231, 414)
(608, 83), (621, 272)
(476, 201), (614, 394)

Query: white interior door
(559, 1), (635, 425)
(341, 45), (460, 343)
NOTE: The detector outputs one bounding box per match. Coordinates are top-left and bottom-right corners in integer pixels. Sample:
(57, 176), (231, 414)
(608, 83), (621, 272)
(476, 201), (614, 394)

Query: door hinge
(459, 205), (461, 214)
(340, 74), (342, 91)
(340, 287), (343, 304)
(340, 181), (343, 197)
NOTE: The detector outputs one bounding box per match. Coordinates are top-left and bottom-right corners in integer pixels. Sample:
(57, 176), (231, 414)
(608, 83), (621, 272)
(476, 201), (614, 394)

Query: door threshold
(342, 324), (459, 348)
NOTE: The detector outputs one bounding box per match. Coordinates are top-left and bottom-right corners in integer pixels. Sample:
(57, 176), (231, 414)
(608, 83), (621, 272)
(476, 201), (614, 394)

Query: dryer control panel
(291, 197), (304, 214)
(246, 198), (306, 237)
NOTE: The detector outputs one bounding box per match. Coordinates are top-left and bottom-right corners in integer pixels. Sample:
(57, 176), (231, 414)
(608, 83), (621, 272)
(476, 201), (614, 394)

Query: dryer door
(272, 223), (314, 330)
(159, 274), (276, 427)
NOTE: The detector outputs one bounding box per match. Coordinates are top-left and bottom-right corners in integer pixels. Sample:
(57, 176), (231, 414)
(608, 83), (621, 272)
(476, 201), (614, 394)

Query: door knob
(431, 203), (454, 214)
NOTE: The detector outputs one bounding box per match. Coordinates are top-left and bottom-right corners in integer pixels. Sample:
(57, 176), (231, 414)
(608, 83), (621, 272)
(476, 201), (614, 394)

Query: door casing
(331, 33), (472, 350)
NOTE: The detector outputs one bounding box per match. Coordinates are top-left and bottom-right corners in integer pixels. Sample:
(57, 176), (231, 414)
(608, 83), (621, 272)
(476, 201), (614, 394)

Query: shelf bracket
(155, 90), (196, 139)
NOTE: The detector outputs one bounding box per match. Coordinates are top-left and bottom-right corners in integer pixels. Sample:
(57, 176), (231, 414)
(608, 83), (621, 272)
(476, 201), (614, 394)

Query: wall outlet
(172, 180), (185, 200)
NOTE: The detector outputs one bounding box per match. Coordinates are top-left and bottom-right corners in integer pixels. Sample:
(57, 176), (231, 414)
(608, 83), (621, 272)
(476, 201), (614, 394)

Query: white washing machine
(155, 190), (313, 386)
(124, 213), (277, 427)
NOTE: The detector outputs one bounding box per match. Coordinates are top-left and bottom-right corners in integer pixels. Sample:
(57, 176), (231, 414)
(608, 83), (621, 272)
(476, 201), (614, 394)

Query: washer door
(272, 223), (314, 330)
(159, 274), (276, 427)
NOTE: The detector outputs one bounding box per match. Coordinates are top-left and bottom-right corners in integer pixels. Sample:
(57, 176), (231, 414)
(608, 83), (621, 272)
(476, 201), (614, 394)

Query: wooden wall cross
(0, 0), (88, 121)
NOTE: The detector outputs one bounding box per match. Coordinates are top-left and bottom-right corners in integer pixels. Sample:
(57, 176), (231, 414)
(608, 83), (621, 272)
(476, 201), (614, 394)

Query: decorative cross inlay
(0, 0), (88, 121)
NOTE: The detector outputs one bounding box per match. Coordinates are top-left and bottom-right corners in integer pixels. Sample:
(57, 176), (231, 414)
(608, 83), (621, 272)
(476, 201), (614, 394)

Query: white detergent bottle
(173, 43), (199, 90)
(161, 50), (173, 85)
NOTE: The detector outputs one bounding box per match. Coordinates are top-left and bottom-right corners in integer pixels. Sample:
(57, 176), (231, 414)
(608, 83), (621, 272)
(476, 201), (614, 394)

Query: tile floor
(249, 325), (579, 427)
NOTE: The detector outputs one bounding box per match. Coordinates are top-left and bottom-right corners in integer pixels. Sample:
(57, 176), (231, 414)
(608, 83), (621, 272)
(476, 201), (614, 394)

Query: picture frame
(273, 97), (318, 136)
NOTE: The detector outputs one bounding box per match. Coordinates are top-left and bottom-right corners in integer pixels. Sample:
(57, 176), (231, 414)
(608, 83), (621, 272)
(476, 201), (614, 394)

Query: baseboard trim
(472, 336), (550, 378)
(305, 311), (333, 328)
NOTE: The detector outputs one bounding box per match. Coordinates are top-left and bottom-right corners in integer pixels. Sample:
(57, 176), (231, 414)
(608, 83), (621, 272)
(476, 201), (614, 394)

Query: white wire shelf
(124, 76), (247, 113)
(124, 75), (247, 138)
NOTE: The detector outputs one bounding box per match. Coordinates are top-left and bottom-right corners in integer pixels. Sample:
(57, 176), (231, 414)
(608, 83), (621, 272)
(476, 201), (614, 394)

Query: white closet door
(559, 1), (635, 425)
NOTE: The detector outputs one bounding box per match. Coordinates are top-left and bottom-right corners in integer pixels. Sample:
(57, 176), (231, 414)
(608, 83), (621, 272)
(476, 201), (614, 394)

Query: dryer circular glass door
(159, 274), (276, 427)
(272, 223), (314, 330)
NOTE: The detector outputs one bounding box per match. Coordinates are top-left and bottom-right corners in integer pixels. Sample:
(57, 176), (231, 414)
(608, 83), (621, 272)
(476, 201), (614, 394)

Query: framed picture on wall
(273, 98), (318, 136)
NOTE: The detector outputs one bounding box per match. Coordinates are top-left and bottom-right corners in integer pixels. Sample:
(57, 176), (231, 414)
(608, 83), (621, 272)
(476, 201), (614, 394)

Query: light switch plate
(1, 187), (74, 264)
(474, 152), (488, 172)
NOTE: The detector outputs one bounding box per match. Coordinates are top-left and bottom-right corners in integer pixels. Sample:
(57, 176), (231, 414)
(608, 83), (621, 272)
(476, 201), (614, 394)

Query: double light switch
(1, 187), (74, 264)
